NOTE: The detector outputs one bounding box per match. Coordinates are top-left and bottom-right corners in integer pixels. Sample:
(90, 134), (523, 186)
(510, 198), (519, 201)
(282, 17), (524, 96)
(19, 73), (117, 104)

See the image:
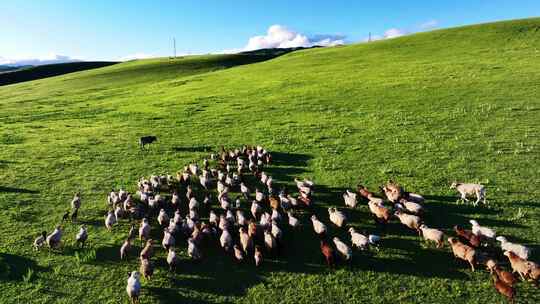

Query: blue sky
(1, 0), (539, 64)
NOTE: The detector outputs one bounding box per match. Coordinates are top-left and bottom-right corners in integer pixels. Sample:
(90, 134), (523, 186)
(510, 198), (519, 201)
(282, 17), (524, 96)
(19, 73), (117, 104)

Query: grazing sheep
(492, 273), (515, 303)
(162, 228), (175, 250)
(157, 209), (169, 227)
(328, 207), (347, 228)
(139, 218), (151, 241)
(356, 185), (384, 204)
(504, 251), (531, 280)
(220, 230), (232, 251)
(140, 239), (154, 260)
(264, 230), (277, 253)
(33, 231), (47, 251)
(454, 225), (481, 248)
(126, 271), (141, 304)
(71, 192), (81, 210)
(348, 228), (369, 250)
(528, 263), (540, 284)
(271, 209), (282, 223)
(255, 188), (265, 202)
(139, 258), (153, 281)
(448, 237), (477, 271)
(343, 190), (358, 208)
(451, 182), (486, 205)
(496, 236), (530, 260)
(233, 245), (245, 263)
(167, 248), (179, 271)
(333, 237), (352, 261)
(394, 210), (422, 233)
(382, 182), (401, 203)
(46, 226), (62, 249)
(209, 211), (218, 227)
(62, 210), (70, 222)
(367, 201), (391, 224)
(419, 224), (444, 248)
(236, 210), (247, 226)
(396, 199), (424, 215)
(120, 238), (132, 260)
(189, 197), (199, 211)
(287, 211), (300, 228)
(254, 245), (263, 267)
(187, 237), (202, 260)
(105, 210), (117, 231)
(271, 222), (282, 241)
(469, 220), (496, 239)
(114, 205), (125, 220)
(320, 239), (335, 268)
(239, 227), (254, 254)
(492, 265), (518, 287)
(75, 225), (88, 248)
(310, 215), (327, 236)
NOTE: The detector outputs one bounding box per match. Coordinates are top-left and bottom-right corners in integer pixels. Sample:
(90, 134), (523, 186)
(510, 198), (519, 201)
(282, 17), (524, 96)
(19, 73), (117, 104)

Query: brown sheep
(448, 237), (476, 271)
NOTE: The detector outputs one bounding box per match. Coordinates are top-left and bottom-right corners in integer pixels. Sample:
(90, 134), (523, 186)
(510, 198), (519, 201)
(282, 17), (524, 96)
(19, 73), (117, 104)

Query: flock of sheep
(32, 145), (537, 303)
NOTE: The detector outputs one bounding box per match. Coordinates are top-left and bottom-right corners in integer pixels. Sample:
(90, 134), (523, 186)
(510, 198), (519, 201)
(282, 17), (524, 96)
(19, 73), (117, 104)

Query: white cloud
(224, 25), (345, 53)
(384, 28), (407, 39)
(119, 53), (158, 61)
(420, 19), (439, 30)
(0, 54), (82, 67)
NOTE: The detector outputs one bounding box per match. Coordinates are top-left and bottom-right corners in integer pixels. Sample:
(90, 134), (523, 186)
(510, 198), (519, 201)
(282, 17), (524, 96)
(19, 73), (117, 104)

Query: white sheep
(33, 231), (47, 251)
(251, 201), (262, 218)
(236, 210), (247, 226)
(348, 228), (369, 250)
(120, 238), (132, 260)
(189, 197), (199, 210)
(167, 248), (179, 271)
(343, 190), (358, 208)
(162, 228), (175, 250)
(46, 226), (62, 249)
(264, 230), (277, 251)
(139, 218), (150, 241)
(220, 230), (232, 251)
(105, 210), (117, 231)
(333, 237), (352, 261)
(396, 199), (424, 215)
(271, 222), (282, 241)
(271, 209), (282, 223)
(419, 224), (444, 248)
(496, 236), (530, 260)
(328, 207), (346, 228)
(75, 225), (88, 248)
(126, 271), (141, 304)
(287, 211), (300, 228)
(394, 210), (422, 233)
(311, 215), (327, 235)
(469, 220), (496, 239)
(188, 237), (202, 260)
(71, 192), (81, 210)
(450, 182), (486, 205)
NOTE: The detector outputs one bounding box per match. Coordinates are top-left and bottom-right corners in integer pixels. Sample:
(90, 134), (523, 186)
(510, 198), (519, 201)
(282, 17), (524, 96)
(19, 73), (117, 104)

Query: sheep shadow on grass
(0, 253), (48, 282)
(0, 186), (40, 194)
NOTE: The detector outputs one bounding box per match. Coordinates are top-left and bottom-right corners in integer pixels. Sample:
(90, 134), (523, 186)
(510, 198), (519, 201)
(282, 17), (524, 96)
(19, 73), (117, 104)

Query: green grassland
(0, 18), (539, 303)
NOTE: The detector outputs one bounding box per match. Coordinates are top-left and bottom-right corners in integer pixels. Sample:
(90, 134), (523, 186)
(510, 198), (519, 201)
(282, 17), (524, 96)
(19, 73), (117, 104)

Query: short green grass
(0, 18), (539, 304)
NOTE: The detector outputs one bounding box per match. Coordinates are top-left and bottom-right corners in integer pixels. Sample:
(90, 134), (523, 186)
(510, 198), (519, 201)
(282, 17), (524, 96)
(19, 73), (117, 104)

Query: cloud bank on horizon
(0, 54), (82, 67)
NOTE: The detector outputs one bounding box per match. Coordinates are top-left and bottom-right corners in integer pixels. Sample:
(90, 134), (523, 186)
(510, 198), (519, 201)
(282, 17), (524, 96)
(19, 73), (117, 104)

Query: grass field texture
(0, 18), (539, 303)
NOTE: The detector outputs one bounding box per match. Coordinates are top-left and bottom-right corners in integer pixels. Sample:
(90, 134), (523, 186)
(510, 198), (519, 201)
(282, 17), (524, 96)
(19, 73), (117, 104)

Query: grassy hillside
(0, 62), (120, 86)
(1, 18), (539, 304)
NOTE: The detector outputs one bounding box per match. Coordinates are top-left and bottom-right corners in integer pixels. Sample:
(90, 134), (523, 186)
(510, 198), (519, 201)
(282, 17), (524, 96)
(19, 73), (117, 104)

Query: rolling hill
(0, 18), (539, 304)
(0, 62), (118, 86)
